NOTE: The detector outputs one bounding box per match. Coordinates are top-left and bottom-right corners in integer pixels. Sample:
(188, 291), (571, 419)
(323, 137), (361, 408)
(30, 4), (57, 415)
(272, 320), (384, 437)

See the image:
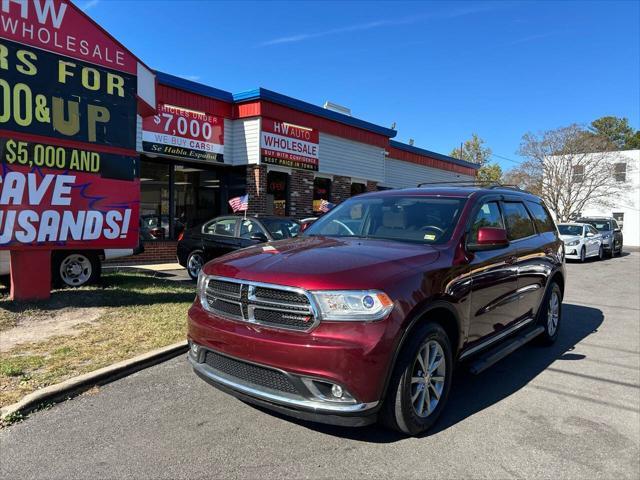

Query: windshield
(584, 221), (612, 232)
(261, 218), (300, 240)
(558, 224), (583, 236)
(304, 196), (466, 244)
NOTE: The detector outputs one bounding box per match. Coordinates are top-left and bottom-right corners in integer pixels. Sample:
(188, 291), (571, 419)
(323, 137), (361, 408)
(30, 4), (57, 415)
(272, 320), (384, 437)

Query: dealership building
(133, 72), (479, 262)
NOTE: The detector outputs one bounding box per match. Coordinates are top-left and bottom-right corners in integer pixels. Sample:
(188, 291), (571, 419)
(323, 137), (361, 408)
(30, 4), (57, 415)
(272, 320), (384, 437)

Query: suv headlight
(311, 290), (394, 321)
(566, 239), (580, 246)
(197, 271), (209, 310)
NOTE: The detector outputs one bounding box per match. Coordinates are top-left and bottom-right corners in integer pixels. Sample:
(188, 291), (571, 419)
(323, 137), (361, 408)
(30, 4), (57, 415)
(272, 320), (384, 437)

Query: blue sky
(83, 0), (639, 170)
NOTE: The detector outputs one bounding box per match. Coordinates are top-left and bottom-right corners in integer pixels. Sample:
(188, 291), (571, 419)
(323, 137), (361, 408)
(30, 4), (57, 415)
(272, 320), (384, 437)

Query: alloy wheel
(188, 253), (204, 278)
(547, 290), (560, 336)
(410, 340), (446, 418)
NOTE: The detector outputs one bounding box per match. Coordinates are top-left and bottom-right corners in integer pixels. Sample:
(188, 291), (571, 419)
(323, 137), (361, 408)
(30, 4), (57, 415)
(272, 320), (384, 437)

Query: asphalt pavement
(1, 253), (639, 479)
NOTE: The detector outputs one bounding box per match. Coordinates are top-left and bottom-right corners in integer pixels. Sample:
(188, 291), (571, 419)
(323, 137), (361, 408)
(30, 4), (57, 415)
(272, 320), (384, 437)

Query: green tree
(588, 116), (639, 150)
(450, 133), (492, 165)
(476, 162), (503, 186)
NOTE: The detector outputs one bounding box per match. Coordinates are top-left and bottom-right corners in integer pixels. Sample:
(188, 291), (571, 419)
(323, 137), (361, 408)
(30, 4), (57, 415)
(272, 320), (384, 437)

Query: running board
(468, 325), (545, 375)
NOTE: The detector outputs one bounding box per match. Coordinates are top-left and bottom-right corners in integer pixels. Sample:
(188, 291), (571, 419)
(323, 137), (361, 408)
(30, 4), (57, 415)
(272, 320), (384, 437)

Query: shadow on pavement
(249, 302), (603, 443)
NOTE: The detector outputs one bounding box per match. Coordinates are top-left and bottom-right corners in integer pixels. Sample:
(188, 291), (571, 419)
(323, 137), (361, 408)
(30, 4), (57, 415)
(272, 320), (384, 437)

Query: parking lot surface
(1, 253), (639, 479)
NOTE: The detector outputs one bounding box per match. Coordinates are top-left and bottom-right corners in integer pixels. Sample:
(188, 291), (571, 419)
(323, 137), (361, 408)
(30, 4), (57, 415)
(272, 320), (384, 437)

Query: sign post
(0, 0), (153, 300)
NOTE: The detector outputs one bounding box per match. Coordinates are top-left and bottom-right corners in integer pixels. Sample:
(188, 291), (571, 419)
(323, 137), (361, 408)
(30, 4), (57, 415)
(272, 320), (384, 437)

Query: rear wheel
(186, 250), (205, 280)
(53, 252), (101, 288)
(537, 282), (562, 345)
(381, 323), (453, 436)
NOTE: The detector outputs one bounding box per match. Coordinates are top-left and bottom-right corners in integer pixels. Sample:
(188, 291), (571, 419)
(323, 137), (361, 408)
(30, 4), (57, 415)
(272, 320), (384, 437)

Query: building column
(290, 170), (314, 218)
(332, 175), (352, 205)
(246, 165), (267, 215)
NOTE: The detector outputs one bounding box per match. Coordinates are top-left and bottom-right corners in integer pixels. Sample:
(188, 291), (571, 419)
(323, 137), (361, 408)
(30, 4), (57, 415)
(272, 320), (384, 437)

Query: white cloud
(81, 0), (100, 11)
(258, 4), (501, 47)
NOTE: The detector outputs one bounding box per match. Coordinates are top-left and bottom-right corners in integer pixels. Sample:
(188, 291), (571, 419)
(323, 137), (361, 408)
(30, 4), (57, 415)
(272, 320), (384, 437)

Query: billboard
(142, 103), (224, 162)
(0, 0), (140, 250)
(261, 118), (319, 171)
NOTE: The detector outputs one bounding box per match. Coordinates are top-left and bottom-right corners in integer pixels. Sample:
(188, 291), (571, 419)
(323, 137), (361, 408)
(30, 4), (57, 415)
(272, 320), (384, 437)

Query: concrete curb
(0, 341), (188, 422)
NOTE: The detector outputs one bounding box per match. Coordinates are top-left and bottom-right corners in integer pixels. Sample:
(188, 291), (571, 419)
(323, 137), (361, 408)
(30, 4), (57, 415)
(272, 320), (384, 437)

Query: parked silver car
(557, 223), (603, 262)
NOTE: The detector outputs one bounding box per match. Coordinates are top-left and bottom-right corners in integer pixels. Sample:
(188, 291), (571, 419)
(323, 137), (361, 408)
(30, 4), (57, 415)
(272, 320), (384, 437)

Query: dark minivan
(187, 186), (565, 435)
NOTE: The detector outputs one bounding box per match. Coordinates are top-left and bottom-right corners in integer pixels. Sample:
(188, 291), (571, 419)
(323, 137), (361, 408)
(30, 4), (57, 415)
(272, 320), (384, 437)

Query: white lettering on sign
(0, 171), (133, 245)
(1, 0), (67, 29)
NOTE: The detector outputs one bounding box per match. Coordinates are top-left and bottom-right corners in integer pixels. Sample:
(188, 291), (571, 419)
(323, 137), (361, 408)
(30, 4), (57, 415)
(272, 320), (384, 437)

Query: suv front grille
(203, 277), (317, 331)
(203, 350), (298, 394)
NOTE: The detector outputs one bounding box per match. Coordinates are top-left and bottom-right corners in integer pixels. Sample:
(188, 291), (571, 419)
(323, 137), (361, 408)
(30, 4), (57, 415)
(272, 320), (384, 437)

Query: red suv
(187, 187), (565, 435)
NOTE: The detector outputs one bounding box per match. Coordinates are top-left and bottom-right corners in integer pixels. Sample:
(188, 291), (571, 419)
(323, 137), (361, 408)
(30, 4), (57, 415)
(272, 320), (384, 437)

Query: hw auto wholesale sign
(0, 0), (140, 250)
(261, 118), (319, 171)
(142, 103), (224, 162)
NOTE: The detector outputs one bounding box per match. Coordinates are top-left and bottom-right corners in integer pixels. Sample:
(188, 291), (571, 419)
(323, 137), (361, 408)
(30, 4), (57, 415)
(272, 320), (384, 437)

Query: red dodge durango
(187, 186), (565, 435)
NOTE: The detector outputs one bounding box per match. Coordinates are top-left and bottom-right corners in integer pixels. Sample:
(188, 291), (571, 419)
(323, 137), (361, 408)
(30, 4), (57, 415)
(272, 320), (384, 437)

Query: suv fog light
(331, 384), (343, 398)
(301, 378), (356, 403)
(190, 342), (199, 356)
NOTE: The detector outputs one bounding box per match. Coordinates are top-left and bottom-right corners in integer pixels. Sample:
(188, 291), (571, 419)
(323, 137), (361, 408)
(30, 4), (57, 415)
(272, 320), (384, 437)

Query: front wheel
(186, 250), (205, 280)
(381, 323), (453, 436)
(53, 252), (101, 288)
(598, 245), (604, 260)
(580, 246), (586, 262)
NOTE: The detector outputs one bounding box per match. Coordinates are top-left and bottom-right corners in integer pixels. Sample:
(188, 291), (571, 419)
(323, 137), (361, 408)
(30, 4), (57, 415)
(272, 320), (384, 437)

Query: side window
(502, 202), (535, 240)
(588, 226), (598, 236)
(239, 220), (266, 239)
(204, 218), (237, 237)
(470, 201), (504, 242)
(525, 201), (556, 233)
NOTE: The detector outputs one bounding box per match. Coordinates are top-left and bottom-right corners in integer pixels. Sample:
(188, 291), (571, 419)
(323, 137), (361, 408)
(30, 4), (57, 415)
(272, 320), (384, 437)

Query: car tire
(537, 282), (562, 346)
(186, 250), (205, 281)
(598, 245), (604, 260)
(53, 252), (101, 288)
(616, 243), (623, 256)
(381, 322), (453, 436)
(580, 246), (586, 263)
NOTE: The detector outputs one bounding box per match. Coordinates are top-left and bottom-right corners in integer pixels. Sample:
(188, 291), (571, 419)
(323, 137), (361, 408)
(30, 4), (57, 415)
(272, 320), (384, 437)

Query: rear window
(526, 201), (556, 233)
(502, 202), (535, 240)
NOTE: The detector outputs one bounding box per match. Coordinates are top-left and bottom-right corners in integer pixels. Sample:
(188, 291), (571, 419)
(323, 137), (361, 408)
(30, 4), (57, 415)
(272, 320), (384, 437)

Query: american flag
(319, 199), (335, 213)
(229, 194), (249, 212)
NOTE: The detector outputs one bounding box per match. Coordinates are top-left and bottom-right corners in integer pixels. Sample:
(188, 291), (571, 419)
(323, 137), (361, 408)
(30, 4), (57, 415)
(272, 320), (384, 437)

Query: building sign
(261, 118), (319, 171)
(0, 0), (140, 250)
(142, 104), (224, 162)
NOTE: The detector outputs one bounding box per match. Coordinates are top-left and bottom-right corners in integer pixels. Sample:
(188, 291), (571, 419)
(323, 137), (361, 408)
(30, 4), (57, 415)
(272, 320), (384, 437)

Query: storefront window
(351, 182), (366, 196)
(313, 177), (332, 213)
(140, 161), (170, 241)
(267, 171), (289, 216)
(174, 165), (219, 233)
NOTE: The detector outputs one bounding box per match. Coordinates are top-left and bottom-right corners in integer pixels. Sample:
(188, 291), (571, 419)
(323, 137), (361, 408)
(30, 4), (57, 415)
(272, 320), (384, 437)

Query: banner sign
(142, 103), (224, 162)
(261, 118), (319, 171)
(0, 0), (140, 250)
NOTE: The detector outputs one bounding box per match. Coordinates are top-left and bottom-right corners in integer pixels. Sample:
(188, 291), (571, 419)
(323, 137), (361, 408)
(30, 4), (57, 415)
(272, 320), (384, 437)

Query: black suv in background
(577, 216), (623, 257)
(177, 215), (300, 279)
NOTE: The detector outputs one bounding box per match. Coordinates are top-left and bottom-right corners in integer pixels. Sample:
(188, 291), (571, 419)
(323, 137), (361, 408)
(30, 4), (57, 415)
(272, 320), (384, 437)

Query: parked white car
(557, 223), (603, 262)
(0, 246), (142, 288)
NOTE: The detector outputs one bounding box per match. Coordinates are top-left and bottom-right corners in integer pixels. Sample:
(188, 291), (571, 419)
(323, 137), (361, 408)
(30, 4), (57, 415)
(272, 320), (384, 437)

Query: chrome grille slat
(203, 276), (318, 332)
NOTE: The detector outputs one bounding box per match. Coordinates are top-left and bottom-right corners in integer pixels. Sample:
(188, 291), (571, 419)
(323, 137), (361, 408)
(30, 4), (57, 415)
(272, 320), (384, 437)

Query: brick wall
(290, 169), (314, 218)
(332, 175), (352, 205)
(104, 241), (178, 265)
(246, 165), (268, 215)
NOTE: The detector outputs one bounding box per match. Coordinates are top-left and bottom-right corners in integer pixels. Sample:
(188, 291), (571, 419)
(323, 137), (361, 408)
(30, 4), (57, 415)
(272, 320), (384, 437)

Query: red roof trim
(156, 85), (233, 118)
(388, 146), (477, 176)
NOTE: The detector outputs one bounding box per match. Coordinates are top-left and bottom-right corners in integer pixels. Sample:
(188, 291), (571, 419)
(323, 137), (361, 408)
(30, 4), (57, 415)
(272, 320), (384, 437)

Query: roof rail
(416, 181), (525, 192)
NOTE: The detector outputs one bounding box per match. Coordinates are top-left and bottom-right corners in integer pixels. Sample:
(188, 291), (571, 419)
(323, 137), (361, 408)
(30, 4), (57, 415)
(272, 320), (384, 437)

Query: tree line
(450, 116), (638, 221)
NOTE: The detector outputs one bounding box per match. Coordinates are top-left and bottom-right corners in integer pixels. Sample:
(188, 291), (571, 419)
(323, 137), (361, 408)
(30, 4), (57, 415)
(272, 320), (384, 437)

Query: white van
(0, 246), (143, 288)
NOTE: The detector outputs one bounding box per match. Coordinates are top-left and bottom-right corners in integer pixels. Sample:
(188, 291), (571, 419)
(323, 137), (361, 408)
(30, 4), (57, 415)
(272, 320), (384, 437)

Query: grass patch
(0, 271), (194, 408)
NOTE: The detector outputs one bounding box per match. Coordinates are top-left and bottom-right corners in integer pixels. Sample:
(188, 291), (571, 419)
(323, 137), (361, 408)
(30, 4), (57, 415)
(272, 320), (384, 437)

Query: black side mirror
(250, 233), (268, 243)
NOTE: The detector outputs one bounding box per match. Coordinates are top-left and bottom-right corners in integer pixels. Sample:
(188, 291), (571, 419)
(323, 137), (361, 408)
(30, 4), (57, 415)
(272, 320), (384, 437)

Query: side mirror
(586, 232), (594, 237)
(250, 233), (268, 243)
(467, 227), (509, 252)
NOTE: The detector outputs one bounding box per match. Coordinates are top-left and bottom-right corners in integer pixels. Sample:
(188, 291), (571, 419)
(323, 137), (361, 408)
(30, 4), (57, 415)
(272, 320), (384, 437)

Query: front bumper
(187, 301), (400, 426)
(188, 348), (378, 426)
(564, 247), (581, 259)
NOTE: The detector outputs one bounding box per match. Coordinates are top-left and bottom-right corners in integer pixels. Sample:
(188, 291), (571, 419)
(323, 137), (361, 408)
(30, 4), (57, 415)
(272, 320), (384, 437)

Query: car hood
(560, 235), (582, 243)
(203, 235), (441, 290)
